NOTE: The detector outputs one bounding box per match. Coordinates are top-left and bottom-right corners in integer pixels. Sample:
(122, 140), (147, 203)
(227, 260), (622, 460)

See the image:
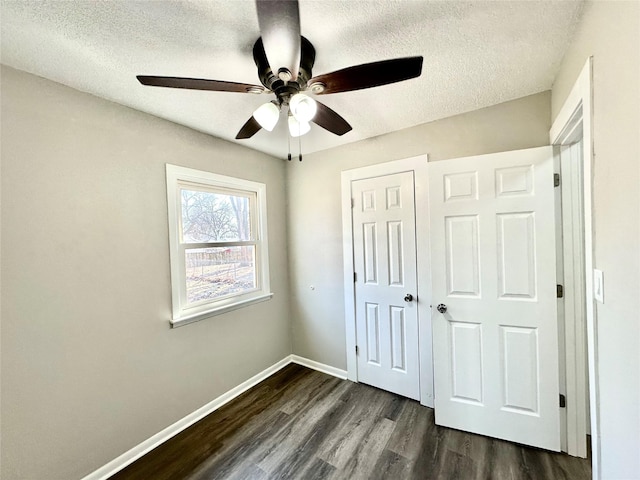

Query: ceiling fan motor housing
(253, 36), (316, 104)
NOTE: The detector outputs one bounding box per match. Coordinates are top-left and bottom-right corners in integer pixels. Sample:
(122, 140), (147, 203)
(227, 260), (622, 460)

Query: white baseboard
(82, 354), (347, 480)
(290, 354), (348, 380)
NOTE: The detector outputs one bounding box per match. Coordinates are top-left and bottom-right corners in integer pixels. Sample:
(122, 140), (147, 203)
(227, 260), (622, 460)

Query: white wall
(0, 66), (291, 480)
(551, 1), (640, 478)
(287, 91), (551, 368)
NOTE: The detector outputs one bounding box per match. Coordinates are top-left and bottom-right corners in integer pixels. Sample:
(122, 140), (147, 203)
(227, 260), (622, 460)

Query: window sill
(170, 293), (274, 328)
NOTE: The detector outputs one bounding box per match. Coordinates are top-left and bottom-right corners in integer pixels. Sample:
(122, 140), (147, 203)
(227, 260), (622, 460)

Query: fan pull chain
(287, 132), (292, 161)
(298, 134), (302, 162)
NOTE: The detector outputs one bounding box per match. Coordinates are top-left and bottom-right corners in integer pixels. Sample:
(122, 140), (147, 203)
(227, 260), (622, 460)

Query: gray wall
(551, 1), (640, 478)
(0, 66), (291, 480)
(287, 91), (551, 369)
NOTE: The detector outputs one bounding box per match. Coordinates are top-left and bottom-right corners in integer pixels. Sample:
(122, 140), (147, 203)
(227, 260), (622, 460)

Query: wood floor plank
(227, 462), (269, 480)
(187, 410), (292, 480)
(370, 449), (413, 480)
(294, 457), (338, 480)
(482, 438), (525, 480)
(386, 399), (434, 461)
(338, 417), (396, 479)
(278, 369), (339, 416)
(316, 387), (394, 468)
(436, 449), (476, 480)
(256, 376), (350, 474)
(381, 394), (405, 422)
(109, 365), (592, 480)
(410, 419), (449, 479)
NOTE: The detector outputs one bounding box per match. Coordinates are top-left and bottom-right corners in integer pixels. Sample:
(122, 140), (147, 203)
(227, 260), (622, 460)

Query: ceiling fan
(137, 0), (423, 141)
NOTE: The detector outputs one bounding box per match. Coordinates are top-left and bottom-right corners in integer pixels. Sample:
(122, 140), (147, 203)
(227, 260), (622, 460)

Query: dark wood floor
(110, 364), (591, 480)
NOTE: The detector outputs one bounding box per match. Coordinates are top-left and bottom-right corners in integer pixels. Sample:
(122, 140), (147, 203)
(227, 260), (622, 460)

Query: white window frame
(166, 164), (272, 327)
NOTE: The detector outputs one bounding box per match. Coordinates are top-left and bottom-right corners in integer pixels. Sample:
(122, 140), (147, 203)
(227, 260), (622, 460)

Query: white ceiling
(1, 1), (584, 159)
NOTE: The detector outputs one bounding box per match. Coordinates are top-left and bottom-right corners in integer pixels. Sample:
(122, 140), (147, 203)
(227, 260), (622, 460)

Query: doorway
(351, 171), (420, 399)
(341, 155), (434, 407)
(550, 57), (596, 467)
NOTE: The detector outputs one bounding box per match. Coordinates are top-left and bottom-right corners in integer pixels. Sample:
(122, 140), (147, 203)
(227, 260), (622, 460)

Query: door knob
(404, 294), (414, 302)
(437, 304), (447, 314)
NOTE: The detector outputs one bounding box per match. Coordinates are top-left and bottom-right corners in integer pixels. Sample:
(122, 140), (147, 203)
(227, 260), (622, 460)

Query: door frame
(341, 155), (433, 407)
(550, 57), (599, 474)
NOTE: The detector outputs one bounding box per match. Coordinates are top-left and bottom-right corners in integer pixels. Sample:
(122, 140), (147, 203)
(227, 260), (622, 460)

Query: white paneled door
(352, 172), (420, 400)
(429, 146), (561, 451)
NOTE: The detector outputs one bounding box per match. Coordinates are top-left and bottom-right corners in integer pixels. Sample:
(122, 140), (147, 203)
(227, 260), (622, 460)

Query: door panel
(390, 306), (406, 371)
(365, 303), (380, 364)
(363, 223), (378, 283)
(352, 171), (419, 400)
(450, 321), (483, 403)
(429, 146), (560, 450)
(387, 221), (404, 285)
(445, 215), (480, 296)
(497, 212), (537, 299)
(500, 326), (539, 413)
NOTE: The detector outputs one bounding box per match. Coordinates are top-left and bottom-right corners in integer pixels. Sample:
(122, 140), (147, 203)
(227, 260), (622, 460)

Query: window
(166, 164), (272, 327)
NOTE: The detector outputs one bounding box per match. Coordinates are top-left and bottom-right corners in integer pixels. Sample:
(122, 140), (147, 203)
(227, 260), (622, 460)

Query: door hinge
(559, 394), (566, 408)
(554, 173), (561, 187)
(355, 345), (359, 355)
(557, 284), (564, 298)
(351, 198), (355, 208)
(354, 272), (357, 283)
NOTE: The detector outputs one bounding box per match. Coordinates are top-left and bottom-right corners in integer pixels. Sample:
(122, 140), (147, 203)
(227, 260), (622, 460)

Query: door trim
(550, 57), (599, 474)
(341, 155), (433, 407)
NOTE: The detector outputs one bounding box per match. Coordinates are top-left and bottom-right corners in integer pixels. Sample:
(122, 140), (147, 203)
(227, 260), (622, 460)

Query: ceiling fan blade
(137, 76), (265, 93)
(308, 56), (423, 95)
(312, 101), (352, 136)
(235, 116), (262, 139)
(255, 0), (301, 80)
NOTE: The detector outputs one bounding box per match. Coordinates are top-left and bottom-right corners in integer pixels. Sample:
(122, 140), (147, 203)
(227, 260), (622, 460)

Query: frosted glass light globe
(288, 115), (311, 137)
(252, 102), (280, 131)
(289, 93), (317, 123)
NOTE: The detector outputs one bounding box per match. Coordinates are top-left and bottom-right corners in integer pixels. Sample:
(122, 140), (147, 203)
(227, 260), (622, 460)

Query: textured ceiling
(1, 1), (584, 159)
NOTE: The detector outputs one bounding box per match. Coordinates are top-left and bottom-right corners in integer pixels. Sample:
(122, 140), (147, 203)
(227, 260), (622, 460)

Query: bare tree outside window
(181, 189), (250, 242)
(180, 188), (256, 303)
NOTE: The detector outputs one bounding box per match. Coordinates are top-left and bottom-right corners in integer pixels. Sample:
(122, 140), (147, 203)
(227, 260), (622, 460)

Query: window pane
(185, 246), (256, 304)
(180, 188), (252, 242)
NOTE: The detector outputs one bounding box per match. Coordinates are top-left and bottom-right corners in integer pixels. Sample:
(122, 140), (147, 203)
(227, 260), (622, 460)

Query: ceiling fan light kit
(136, 0), (423, 152)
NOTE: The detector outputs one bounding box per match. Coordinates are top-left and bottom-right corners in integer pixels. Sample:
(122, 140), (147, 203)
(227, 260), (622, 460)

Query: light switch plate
(593, 269), (604, 303)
